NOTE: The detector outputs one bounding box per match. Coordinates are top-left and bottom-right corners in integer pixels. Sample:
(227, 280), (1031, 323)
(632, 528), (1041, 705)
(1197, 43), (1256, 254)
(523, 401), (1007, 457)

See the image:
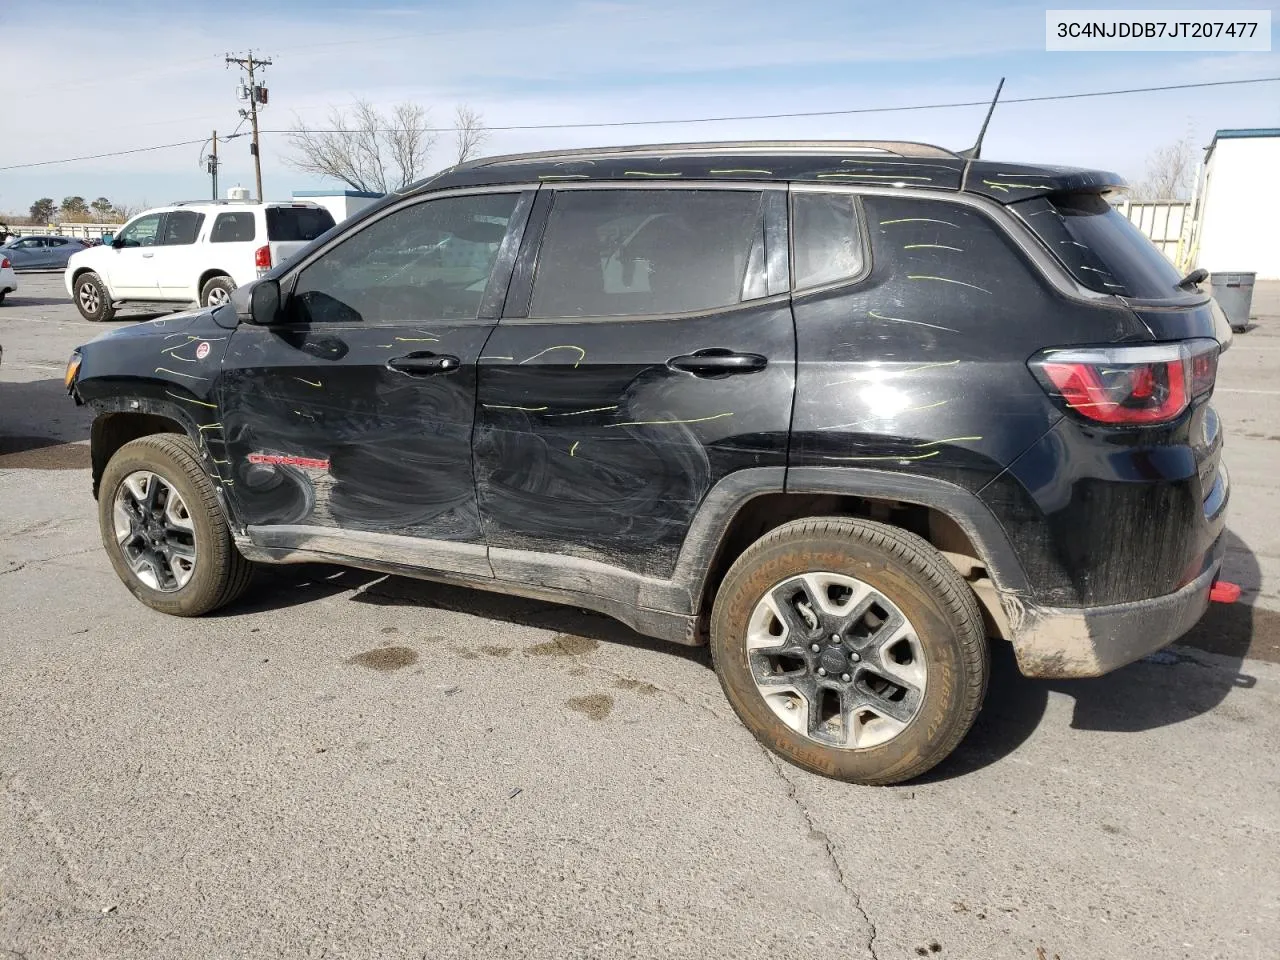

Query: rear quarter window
(267, 207), (336, 242)
(1014, 192), (1184, 299)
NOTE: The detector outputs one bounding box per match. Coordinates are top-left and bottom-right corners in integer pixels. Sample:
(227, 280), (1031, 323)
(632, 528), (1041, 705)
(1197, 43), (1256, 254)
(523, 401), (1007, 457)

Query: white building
(290, 190), (383, 223)
(1194, 128), (1280, 280)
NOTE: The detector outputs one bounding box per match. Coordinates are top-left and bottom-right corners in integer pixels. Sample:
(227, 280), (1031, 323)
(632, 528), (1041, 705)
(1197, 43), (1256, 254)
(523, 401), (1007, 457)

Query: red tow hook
(1209, 580), (1242, 604)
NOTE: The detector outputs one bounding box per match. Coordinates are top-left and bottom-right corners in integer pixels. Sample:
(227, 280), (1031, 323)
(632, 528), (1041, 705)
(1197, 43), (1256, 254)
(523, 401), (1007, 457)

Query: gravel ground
(2, 272), (1278, 960)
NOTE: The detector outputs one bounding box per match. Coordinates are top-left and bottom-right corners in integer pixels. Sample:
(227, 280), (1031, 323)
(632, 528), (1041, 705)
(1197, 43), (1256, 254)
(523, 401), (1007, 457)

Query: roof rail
(461, 139), (961, 170)
(169, 198), (259, 207)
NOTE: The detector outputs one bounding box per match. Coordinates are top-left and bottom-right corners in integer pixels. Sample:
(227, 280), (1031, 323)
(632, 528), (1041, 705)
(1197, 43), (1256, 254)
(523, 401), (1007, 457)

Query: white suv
(64, 200), (336, 322)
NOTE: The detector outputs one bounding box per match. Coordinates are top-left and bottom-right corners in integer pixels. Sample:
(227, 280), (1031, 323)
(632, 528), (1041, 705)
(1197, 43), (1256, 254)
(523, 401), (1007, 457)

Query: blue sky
(2, 0), (1278, 216)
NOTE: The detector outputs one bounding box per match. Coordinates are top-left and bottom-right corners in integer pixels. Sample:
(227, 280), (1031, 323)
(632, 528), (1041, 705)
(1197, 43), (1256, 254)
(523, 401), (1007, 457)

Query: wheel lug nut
(810, 643), (820, 652)
(841, 673), (852, 683)
(850, 652), (861, 662)
(830, 634), (840, 643)
(817, 667), (827, 677)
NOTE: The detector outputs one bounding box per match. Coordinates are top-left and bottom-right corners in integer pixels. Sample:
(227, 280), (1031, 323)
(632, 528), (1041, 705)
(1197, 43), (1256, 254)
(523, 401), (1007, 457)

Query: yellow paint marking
(982, 180), (1052, 193)
(822, 450), (941, 463)
(907, 275), (991, 294)
(482, 356), (515, 361)
(539, 174), (590, 180)
(547, 405), (618, 417)
(569, 441), (580, 457)
(211, 458), (230, 465)
(156, 366), (209, 381)
(822, 360), (959, 386)
(815, 400), (950, 431)
(395, 336), (439, 342)
(608, 412), (733, 428)
(294, 377), (323, 388)
(903, 244), (963, 252)
(164, 390), (217, 409)
(879, 218), (959, 228)
(817, 173), (932, 181)
(520, 345), (586, 367)
(866, 310), (958, 334)
(483, 403), (549, 412)
(710, 168), (773, 175)
(198, 423), (224, 432)
(625, 171), (680, 177)
(376, 343), (394, 348)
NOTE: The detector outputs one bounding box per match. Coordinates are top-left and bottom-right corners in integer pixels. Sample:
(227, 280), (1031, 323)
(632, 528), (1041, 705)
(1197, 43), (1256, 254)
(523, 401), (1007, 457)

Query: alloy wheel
(78, 281), (100, 315)
(111, 471), (198, 591)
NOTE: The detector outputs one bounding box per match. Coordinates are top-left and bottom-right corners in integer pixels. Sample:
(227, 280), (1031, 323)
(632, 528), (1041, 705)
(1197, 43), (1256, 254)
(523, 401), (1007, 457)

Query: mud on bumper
(1002, 535), (1226, 679)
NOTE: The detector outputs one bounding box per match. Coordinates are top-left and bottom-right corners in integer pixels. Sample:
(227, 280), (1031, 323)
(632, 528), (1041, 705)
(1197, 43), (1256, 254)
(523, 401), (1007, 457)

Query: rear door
(474, 183), (795, 580)
(208, 210), (259, 287)
(218, 188), (534, 570)
(265, 205), (337, 270)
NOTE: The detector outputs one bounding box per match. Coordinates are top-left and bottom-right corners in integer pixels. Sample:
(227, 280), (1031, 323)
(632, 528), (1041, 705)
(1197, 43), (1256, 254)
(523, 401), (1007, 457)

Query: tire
(200, 275), (237, 308)
(74, 272), (115, 322)
(710, 517), (988, 785)
(0, 291), (6, 305)
(98, 434), (254, 616)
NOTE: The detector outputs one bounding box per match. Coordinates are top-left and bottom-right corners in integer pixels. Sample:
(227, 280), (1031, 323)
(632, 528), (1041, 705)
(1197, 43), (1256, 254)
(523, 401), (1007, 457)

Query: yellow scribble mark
(520, 345), (586, 368)
(482, 356), (515, 361)
(907, 275), (991, 295)
(823, 359), (959, 387)
(539, 174), (590, 180)
(483, 403), (549, 412)
(866, 310), (958, 334)
(156, 366), (209, 381)
(915, 436), (982, 447)
(879, 218), (959, 228)
(548, 405), (618, 417)
(903, 244), (963, 252)
(211, 458), (230, 465)
(375, 343), (394, 348)
(395, 336), (439, 343)
(198, 423), (224, 432)
(982, 180), (1052, 193)
(164, 390), (217, 409)
(822, 450), (941, 463)
(608, 412), (733, 428)
(710, 168), (773, 175)
(569, 441), (580, 457)
(294, 377), (323, 388)
(625, 171), (680, 177)
(816, 400), (950, 431)
(817, 173), (932, 181)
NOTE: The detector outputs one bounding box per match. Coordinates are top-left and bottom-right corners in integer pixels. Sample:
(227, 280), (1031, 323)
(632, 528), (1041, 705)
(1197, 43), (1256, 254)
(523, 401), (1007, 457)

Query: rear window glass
(267, 206), (336, 242)
(211, 212), (256, 243)
(1015, 192), (1184, 299)
(792, 192), (866, 289)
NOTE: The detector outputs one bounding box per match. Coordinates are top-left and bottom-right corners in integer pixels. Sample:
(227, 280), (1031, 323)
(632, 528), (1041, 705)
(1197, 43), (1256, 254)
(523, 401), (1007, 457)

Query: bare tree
(453, 104), (489, 165)
(1131, 135), (1197, 201)
(285, 99), (438, 193)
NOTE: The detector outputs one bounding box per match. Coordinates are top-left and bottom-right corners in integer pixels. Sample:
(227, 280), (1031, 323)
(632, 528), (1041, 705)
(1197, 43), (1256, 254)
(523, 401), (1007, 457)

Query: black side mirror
(111, 236), (125, 249)
(247, 278), (282, 325)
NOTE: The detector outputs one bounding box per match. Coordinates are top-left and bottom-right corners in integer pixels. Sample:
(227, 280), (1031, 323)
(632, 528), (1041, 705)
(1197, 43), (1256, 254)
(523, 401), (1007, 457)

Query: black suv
(67, 140), (1232, 784)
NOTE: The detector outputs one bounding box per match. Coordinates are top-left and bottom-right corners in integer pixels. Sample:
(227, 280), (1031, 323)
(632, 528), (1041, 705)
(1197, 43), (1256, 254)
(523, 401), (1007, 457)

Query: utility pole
(207, 129), (220, 200)
(225, 51), (272, 201)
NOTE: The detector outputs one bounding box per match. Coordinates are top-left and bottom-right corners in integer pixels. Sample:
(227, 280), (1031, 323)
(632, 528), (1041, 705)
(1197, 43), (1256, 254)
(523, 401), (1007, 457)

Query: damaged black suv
(67, 140), (1232, 784)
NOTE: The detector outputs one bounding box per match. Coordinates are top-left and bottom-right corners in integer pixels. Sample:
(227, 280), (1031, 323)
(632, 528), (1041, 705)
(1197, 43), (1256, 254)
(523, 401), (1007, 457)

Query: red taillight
(0, 257), (9, 269)
(1030, 339), (1219, 426)
(254, 245), (272, 269)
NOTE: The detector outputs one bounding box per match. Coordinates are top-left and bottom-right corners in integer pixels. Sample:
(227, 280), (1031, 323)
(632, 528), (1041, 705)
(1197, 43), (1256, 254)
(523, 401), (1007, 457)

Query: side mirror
(111, 236), (125, 249)
(246, 278), (282, 325)
(101, 233), (114, 246)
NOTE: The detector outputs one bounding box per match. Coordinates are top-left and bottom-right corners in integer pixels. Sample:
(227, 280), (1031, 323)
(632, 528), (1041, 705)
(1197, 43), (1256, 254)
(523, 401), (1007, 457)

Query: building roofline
(1206, 127), (1280, 160)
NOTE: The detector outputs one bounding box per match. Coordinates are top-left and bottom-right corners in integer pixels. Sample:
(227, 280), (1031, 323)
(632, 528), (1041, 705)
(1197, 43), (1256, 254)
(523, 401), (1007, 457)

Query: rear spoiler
(963, 160), (1127, 204)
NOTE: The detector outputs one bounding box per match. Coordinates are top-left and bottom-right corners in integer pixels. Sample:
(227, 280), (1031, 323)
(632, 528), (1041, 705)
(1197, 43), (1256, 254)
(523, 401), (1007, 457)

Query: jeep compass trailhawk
(66, 141), (1233, 784)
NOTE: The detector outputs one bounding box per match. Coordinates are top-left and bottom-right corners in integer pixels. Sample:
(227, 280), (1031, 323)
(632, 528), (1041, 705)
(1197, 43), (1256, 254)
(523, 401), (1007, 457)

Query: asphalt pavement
(2, 272), (1278, 960)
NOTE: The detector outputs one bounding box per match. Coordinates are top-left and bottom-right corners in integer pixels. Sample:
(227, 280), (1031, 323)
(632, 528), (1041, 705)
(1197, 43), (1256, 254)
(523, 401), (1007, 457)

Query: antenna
(958, 77), (1004, 162)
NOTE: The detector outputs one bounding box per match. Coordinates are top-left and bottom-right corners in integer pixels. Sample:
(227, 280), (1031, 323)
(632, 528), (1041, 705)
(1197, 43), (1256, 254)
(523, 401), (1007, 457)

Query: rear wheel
(710, 517), (989, 785)
(74, 272), (115, 322)
(98, 434), (254, 616)
(200, 275), (236, 308)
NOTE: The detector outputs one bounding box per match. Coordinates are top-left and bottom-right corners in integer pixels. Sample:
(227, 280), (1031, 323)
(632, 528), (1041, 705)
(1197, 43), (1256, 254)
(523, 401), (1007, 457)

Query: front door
(474, 184), (795, 581)
(110, 212), (164, 297)
(218, 189), (534, 574)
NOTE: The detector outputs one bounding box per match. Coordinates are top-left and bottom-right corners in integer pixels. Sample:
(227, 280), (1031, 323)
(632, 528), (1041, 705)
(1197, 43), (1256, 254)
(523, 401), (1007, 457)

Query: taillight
(254, 245), (272, 269)
(1, 257), (9, 269)
(1029, 339), (1219, 426)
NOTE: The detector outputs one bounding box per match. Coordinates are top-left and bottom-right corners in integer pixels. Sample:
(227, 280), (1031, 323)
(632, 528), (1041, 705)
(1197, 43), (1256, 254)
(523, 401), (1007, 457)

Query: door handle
(668, 349), (768, 377)
(387, 352), (461, 375)
(142, 252), (154, 258)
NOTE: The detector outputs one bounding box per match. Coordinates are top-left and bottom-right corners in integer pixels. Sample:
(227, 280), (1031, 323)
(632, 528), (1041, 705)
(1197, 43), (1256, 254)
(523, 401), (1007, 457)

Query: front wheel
(710, 517), (989, 785)
(74, 272), (115, 322)
(200, 275), (237, 308)
(98, 434), (254, 616)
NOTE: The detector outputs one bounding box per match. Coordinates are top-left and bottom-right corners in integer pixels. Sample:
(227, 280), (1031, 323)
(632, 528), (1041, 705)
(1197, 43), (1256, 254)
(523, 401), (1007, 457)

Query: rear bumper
(1003, 533), (1225, 679)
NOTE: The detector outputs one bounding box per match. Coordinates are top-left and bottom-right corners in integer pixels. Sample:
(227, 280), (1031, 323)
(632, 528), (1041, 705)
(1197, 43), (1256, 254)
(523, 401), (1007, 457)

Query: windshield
(266, 206), (336, 242)
(1014, 192), (1186, 299)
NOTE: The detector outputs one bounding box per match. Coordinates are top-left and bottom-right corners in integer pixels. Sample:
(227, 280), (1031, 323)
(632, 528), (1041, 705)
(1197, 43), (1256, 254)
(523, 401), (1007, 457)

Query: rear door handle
(668, 349), (768, 377)
(387, 352), (461, 375)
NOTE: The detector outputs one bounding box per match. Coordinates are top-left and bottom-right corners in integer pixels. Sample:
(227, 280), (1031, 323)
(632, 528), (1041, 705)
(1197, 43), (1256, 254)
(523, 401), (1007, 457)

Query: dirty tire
(98, 434), (253, 616)
(74, 271), (115, 322)
(200, 275), (237, 308)
(0, 290), (7, 305)
(710, 517), (988, 785)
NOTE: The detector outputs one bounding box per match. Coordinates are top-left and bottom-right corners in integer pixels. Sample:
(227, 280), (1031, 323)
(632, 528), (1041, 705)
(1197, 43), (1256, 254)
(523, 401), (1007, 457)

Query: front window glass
(117, 214), (163, 248)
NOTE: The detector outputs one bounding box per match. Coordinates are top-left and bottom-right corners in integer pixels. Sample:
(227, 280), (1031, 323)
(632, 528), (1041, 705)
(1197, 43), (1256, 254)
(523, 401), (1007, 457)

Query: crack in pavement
(0, 548), (99, 578)
(761, 748), (883, 960)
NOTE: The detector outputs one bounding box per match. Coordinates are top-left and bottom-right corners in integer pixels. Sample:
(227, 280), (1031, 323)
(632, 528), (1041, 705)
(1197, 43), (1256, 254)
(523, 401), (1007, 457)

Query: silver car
(1, 235), (89, 270)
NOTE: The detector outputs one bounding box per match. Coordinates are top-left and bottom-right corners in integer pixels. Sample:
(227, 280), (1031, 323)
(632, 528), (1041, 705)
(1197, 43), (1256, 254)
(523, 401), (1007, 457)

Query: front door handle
(668, 348), (768, 377)
(142, 252), (154, 258)
(387, 352), (461, 375)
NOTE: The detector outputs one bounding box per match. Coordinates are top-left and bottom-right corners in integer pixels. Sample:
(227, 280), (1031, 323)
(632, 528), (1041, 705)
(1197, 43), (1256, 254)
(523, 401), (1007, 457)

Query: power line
(5, 74), (1278, 173)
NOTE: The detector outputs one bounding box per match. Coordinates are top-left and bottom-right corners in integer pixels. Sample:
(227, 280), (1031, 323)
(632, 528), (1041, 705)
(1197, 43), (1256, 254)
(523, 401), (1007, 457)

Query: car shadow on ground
(924, 528), (1264, 781)
(0, 378), (95, 465)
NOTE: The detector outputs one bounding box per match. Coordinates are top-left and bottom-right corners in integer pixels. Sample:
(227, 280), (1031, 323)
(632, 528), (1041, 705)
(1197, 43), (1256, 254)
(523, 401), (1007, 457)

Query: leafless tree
(1131, 135), (1197, 201)
(285, 99), (438, 193)
(453, 104), (489, 165)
